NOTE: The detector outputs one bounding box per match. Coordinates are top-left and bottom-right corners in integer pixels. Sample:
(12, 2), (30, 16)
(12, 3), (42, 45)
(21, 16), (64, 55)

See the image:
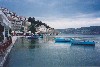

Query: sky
(0, 0), (100, 29)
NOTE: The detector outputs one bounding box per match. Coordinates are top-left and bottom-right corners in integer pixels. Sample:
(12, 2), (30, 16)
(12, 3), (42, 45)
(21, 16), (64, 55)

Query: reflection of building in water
(42, 35), (54, 43)
(21, 37), (24, 44)
(43, 35), (48, 43)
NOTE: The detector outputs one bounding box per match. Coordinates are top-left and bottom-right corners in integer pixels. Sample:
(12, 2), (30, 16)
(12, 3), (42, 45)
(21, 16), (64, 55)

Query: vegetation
(20, 27), (24, 32)
(28, 17), (50, 34)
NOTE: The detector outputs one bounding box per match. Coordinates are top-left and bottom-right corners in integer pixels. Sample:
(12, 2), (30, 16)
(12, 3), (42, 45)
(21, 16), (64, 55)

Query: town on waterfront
(0, 0), (100, 67)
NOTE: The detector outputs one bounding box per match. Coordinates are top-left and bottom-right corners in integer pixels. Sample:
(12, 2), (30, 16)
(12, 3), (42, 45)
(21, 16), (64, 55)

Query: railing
(0, 39), (12, 54)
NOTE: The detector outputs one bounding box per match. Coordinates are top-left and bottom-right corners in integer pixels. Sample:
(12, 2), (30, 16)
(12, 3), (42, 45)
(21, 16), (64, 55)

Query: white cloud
(36, 16), (100, 29)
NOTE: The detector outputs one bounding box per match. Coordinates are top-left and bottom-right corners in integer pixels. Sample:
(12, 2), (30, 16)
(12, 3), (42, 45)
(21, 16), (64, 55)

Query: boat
(71, 39), (95, 46)
(39, 35), (43, 38)
(27, 35), (39, 39)
(55, 37), (71, 42)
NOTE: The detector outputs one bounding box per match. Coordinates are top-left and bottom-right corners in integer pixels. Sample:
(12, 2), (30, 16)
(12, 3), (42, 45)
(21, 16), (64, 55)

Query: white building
(36, 25), (47, 34)
(0, 10), (11, 42)
(0, 7), (23, 31)
(7, 15), (23, 31)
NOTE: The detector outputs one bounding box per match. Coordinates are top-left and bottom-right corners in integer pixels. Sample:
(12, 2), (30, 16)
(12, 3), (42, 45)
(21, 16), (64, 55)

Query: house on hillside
(36, 25), (47, 34)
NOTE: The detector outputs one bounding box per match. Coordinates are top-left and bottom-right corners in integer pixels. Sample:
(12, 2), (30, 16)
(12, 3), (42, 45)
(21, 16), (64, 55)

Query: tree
(28, 16), (52, 34)
(20, 27), (24, 32)
(29, 24), (36, 34)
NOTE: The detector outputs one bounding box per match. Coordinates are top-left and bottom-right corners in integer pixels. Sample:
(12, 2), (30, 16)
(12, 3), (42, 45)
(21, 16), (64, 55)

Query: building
(0, 10), (11, 42)
(7, 13), (23, 31)
(0, 7), (23, 32)
(36, 25), (47, 34)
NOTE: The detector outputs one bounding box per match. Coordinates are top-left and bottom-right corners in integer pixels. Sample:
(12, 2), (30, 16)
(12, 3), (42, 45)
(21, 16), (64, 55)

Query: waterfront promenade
(0, 36), (17, 67)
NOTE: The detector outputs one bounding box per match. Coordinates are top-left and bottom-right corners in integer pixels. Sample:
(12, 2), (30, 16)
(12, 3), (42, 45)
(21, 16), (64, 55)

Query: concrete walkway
(0, 36), (17, 67)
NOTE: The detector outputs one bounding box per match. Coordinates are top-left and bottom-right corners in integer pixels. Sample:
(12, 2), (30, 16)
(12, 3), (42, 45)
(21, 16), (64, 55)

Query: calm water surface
(5, 34), (100, 67)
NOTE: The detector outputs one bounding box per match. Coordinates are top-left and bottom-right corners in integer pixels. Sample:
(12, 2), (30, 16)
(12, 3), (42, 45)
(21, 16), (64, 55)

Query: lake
(5, 34), (100, 67)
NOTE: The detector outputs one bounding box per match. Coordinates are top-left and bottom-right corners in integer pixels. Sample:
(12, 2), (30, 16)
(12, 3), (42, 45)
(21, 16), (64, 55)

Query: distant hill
(55, 29), (66, 33)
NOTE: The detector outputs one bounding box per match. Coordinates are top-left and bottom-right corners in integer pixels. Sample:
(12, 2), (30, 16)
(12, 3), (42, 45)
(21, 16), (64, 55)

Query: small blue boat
(39, 35), (43, 38)
(27, 35), (39, 39)
(55, 37), (70, 42)
(71, 39), (95, 46)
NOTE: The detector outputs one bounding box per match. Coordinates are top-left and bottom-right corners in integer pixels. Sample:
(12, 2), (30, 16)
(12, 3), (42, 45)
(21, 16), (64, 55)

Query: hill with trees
(28, 17), (51, 34)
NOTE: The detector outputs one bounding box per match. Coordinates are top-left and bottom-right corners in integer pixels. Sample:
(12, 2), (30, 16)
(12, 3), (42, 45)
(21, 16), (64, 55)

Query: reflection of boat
(70, 44), (95, 49)
(55, 37), (70, 42)
(71, 39), (95, 46)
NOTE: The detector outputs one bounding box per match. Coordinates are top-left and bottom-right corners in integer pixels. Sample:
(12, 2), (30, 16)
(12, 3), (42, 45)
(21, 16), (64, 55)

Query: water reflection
(70, 44), (95, 50)
(21, 37), (24, 44)
(28, 39), (40, 49)
(42, 36), (54, 43)
(54, 42), (71, 46)
(30, 39), (37, 44)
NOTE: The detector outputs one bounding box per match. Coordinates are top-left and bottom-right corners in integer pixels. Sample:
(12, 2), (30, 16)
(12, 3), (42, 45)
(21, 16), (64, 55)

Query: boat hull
(55, 38), (70, 42)
(71, 41), (95, 46)
(27, 35), (39, 39)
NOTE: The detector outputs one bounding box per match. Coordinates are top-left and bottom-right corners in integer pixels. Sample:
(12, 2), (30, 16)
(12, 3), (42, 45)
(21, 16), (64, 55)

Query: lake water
(5, 34), (100, 67)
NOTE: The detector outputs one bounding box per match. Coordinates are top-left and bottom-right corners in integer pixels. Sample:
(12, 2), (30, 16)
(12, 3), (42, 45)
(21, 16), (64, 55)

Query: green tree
(28, 17), (52, 34)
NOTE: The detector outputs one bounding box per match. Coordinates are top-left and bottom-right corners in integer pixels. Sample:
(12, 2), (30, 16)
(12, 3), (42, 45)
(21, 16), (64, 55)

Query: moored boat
(39, 35), (43, 38)
(71, 39), (95, 46)
(27, 35), (39, 39)
(55, 37), (70, 42)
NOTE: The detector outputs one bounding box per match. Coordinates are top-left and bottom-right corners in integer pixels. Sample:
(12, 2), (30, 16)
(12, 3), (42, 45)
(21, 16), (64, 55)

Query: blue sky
(0, 0), (100, 29)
